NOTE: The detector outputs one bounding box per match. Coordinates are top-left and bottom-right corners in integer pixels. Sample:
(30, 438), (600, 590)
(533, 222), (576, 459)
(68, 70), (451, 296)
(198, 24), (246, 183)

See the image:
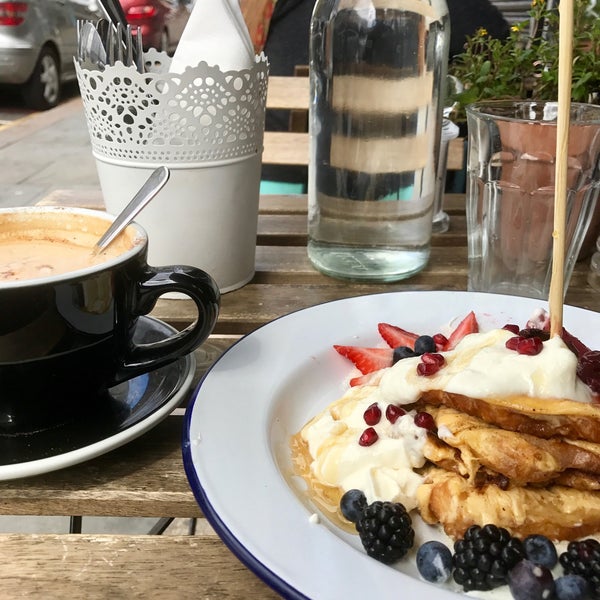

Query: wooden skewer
(549, 0), (574, 338)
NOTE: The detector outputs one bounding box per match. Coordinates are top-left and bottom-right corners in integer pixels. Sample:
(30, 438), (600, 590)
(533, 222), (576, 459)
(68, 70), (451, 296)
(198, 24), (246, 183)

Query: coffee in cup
(0, 210), (132, 281)
(0, 206), (220, 432)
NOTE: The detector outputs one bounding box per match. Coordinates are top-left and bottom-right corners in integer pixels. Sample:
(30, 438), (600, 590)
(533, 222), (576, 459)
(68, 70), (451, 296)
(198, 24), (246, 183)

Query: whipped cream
(376, 329), (594, 405)
(301, 391), (427, 508)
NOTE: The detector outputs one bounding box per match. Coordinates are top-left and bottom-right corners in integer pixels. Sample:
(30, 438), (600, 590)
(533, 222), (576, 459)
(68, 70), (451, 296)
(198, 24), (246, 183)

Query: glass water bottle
(308, 0), (450, 281)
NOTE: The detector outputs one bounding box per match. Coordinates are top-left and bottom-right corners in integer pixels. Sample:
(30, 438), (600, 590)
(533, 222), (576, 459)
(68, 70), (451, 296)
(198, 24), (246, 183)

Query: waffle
(423, 405), (600, 487)
(419, 389), (600, 443)
(417, 466), (600, 540)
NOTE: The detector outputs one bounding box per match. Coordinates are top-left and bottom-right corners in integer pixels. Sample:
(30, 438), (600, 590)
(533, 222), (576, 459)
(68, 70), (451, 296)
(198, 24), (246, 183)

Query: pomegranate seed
(417, 362), (441, 376)
(505, 336), (521, 351)
(503, 324), (520, 334)
(414, 411), (436, 431)
(517, 336), (544, 355)
(358, 427), (378, 446)
(421, 352), (445, 366)
(385, 404), (406, 424)
(363, 402), (382, 426)
(433, 333), (448, 350)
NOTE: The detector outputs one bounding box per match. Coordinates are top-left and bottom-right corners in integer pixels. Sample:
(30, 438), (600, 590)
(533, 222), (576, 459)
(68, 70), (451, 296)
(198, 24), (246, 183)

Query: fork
(111, 22), (143, 72)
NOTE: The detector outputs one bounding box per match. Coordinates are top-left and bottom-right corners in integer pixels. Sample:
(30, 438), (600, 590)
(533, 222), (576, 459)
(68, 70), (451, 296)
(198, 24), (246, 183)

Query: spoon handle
(93, 166), (170, 254)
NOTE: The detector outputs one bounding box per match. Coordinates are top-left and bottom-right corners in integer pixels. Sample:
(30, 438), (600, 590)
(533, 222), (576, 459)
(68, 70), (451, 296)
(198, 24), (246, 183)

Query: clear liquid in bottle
(308, 0), (450, 281)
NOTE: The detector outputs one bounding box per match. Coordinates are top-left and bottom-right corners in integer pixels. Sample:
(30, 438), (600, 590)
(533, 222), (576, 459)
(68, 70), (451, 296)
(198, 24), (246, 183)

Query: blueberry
(416, 541), (453, 584)
(393, 346), (416, 362)
(414, 335), (436, 355)
(339, 489), (367, 523)
(507, 559), (555, 600)
(555, 575), (589, 600)
(523, 534), (558, 569)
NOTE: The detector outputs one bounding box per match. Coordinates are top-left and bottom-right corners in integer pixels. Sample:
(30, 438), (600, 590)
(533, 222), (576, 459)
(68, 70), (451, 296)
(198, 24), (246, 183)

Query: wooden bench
(263, 74), (465, 171)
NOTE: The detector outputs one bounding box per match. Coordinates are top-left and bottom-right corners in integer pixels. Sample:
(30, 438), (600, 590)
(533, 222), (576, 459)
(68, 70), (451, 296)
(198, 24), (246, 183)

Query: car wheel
(22, 47), (61, 110)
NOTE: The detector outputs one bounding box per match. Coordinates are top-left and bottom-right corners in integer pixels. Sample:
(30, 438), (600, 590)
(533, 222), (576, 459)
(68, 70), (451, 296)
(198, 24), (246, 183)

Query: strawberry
(444, 311), (479, 350)
(334, 345), (394, 374)
(349, 370), (385, 387)
(377, 323), (419, 349)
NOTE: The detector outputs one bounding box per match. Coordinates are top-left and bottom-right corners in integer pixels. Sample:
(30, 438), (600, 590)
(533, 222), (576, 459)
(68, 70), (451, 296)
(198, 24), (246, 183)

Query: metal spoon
(92, 166), (170, 255)
(80, 20), (107, 68)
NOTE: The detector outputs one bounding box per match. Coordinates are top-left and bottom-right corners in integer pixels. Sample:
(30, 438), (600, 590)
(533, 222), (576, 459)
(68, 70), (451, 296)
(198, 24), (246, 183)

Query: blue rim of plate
(182, 291), (599, 600)
(183, 338), (307, 600)
(183, 429), (306, 599)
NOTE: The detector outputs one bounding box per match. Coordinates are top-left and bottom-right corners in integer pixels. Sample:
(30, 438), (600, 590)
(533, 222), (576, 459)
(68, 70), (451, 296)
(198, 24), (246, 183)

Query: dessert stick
(549, 0), (574, 338)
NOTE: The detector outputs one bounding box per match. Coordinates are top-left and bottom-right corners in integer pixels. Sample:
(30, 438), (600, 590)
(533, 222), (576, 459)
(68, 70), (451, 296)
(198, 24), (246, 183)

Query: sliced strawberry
(334, 345), (393, 374)
(377, 323), (419, 349)
(349, 370), (385, 387)
(444, 311), (479, 350)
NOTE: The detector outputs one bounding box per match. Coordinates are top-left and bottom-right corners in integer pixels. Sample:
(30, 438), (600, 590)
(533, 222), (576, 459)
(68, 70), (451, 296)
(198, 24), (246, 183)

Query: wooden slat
(0, 417), (200, 518)
(37, 190), (465, 214)
(37, 190), (311, 213)
(447, 137), (465, 170)
(258, 214), (467, 247)
(262, 131), (465, 170)
(265, 75), (465, 170)
(262, 130), (309, 166)
(266, 76), (309, 111)
(152, 260), (599, 337)
(0, 533), (279, 599)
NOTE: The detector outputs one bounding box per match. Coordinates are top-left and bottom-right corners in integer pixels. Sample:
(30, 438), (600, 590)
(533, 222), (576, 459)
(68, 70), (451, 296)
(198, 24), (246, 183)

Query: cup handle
(113, 265), (220, 383)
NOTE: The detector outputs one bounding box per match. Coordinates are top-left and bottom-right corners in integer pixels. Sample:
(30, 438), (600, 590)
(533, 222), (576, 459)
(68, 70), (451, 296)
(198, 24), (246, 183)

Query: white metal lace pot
(76, 50), (269, 294)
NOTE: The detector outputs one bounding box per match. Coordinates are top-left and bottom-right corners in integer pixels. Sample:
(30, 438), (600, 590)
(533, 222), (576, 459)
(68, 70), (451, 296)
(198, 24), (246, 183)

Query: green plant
(448, 0), (600, 121)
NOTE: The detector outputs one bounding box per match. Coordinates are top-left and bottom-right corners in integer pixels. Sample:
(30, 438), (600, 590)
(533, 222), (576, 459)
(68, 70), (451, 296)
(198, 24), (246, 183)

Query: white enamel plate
(183, 291), (599, 600)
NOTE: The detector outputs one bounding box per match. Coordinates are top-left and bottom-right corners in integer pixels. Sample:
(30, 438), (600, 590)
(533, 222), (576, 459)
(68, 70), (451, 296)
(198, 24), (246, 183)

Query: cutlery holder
(76, 50), (269, 293)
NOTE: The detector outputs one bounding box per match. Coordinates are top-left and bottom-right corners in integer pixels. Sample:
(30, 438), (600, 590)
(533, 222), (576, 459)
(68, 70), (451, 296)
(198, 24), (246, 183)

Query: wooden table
(2, 193), (598, 598)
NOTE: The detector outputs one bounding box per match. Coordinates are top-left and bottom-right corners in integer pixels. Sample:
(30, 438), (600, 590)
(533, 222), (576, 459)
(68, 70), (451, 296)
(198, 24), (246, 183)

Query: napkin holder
(76, 49), (269, 293)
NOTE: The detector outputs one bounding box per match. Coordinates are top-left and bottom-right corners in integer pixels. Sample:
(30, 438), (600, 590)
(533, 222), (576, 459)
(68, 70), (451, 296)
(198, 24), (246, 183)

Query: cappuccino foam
(0, 210), (140, 282)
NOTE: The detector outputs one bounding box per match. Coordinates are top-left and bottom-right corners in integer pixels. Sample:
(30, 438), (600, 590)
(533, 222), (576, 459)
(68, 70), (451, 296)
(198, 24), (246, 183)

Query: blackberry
(559, 539), (600, 599)
(355, 500), (414, 564)
(452, 524), (525, 592)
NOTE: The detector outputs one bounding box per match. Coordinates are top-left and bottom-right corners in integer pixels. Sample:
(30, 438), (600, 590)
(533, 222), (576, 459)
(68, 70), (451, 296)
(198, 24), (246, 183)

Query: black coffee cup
(0, 206), (220, 432)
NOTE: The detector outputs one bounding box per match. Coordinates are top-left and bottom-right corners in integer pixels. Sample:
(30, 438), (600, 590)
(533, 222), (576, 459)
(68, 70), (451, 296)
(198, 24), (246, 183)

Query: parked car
(0, 0), (102, 110)
(119, 0), (192, 53)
